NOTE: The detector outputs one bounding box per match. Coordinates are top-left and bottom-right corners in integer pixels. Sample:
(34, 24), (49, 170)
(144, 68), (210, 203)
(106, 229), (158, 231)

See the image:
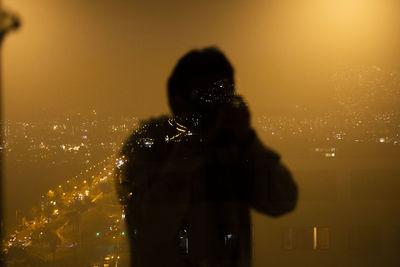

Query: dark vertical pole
(0, 6), (20, 266)
(0, 1), (4, 265)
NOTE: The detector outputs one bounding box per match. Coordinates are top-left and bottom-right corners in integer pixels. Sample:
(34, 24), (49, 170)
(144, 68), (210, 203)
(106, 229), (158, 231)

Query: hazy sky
(3, 0), (400, 120)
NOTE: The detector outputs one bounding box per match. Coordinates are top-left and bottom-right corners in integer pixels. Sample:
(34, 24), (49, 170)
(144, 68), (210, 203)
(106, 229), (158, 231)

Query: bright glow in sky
(2, 0), (400, 119)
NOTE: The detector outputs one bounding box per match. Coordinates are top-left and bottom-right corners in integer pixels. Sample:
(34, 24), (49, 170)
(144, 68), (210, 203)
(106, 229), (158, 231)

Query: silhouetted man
(115, 47), (297, 267)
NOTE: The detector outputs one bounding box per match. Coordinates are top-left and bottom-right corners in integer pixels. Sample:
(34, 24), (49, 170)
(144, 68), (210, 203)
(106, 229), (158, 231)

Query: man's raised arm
(247, 134), (298, 216)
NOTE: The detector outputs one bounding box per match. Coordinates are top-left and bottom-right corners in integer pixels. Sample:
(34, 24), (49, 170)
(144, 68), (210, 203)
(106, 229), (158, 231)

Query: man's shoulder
(136, 115), (172, 137)
(121, 115), (175, 155)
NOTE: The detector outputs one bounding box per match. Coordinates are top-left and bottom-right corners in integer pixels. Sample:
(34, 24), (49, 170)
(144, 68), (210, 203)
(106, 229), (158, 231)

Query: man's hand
(207, 94), (252, 147)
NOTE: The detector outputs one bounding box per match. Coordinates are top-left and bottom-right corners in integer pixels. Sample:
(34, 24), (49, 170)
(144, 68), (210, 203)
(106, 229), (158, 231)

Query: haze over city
(1, 0), (400, 266)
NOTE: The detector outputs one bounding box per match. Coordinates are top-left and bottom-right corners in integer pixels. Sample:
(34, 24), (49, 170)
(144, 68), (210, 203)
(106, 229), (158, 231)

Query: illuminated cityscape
(2, 112), (137, 266)
(3, 155), (128, 266)
(2, 0), (400, 264)
(2, 66), (400, 266)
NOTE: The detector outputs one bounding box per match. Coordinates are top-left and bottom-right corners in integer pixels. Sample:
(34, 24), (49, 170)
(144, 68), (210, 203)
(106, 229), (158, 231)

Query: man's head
(167, 47), (235, 117)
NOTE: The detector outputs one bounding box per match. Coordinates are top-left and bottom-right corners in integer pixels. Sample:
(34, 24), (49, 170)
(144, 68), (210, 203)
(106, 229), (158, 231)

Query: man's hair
(167, 47), (235, 101)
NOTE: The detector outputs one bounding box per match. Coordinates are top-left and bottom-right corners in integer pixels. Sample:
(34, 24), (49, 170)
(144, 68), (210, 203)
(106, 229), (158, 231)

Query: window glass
(2, 1), (399, 266)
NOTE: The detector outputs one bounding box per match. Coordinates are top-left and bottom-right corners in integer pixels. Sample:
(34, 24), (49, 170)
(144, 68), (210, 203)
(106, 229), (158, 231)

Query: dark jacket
(115, 115), (297, 267)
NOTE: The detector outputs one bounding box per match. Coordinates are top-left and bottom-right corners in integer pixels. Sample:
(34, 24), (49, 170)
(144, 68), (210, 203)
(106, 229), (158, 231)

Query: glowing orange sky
(3, 0), (400, 119)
